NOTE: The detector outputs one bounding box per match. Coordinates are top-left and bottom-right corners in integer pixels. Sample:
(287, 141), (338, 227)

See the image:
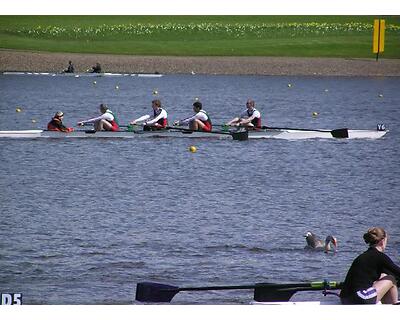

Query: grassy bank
(0, 16), (399, 58)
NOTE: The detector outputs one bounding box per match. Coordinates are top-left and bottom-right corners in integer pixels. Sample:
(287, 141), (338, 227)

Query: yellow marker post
(373, 19), (385, 61)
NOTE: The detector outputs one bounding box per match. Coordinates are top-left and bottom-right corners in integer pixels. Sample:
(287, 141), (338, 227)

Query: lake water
(0, 73), (399, 304)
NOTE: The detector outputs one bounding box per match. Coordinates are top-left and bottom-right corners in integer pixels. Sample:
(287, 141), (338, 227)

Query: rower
(129, 99), (168, 131)
(90, 62), (102, 73)
(77, 103), (119, 131)
(225, 99), (262, 129)
(47, 111), (74, 132)
(63, 60), (75, 73)
(173, 101), (212, 132)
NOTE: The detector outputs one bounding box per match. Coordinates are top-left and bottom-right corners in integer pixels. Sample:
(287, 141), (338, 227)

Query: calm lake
(0, 73), (399, 304)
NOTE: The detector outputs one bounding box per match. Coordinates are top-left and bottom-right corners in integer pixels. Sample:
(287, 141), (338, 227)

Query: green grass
(0, 16), (399, 58)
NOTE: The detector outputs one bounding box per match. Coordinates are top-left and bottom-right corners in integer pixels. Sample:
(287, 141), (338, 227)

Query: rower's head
(246, 99), (255, 110)
(193, 101), (202, 112)
(364, 227), (387, 250)
(99, 103), (108, 113)
(152, 99), (161, 110)
(54, 111), (64, 119)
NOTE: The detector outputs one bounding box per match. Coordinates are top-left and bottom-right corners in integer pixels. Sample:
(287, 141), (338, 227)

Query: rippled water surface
(0, 74), (399, 304)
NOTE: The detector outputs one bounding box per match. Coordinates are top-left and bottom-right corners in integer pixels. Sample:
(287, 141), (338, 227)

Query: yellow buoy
(16, 107), (22, 113)
(189, 146), (197, 153)
(312, 112), (319, 117)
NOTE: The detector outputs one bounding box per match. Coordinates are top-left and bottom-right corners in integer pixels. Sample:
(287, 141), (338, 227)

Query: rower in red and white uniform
(226, 99), (262, 129)
(130, 99), (168, 131)
(47, 111), (74, 132)
(77, 103), (119, 131)
(173, 101), (212, 132)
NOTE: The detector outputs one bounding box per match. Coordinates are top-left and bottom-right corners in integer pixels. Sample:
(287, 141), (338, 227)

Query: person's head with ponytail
(363, 227), (387, 249)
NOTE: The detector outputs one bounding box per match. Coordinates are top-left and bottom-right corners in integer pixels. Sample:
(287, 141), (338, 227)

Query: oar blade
(254, 283), (300, 302)
(254, 287), (297, 302)
(136, 282), (180, 302)
(231, 130), (248, 141)
(254, 281), (343, 302)
(331, 128), (348, 138)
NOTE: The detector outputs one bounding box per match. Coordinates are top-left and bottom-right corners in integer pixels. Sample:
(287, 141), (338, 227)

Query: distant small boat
(2, 71), (163, 77)
(137, 73), (163, 78)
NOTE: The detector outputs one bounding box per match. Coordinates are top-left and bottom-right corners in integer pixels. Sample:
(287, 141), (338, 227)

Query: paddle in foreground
(135, 280), (342, 303)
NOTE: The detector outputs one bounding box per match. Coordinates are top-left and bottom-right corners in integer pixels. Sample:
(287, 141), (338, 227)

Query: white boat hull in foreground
(251, 300), (340, 305)
(0, 128), (387, 140)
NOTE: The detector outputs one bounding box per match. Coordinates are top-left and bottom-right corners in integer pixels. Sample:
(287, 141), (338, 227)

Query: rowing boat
(1, 71), (163, 77)
(0, 127), (387, 140)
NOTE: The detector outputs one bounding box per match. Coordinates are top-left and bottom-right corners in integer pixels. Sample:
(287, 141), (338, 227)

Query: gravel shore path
(1, 50), (400, 76)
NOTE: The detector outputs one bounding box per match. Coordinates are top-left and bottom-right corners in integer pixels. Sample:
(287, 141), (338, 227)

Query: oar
(214, 124), (348, 139)
(73, 124), (249, 140)
(254, 281), (342, 302)
(135, 280), (342, 303)
(77, 123), (140, 133)
(261, 126), (349, 139)
(166, 126), (248, 141)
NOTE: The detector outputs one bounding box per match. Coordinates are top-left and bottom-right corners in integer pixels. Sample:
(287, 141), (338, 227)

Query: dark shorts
(341, 287), (377, 305)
